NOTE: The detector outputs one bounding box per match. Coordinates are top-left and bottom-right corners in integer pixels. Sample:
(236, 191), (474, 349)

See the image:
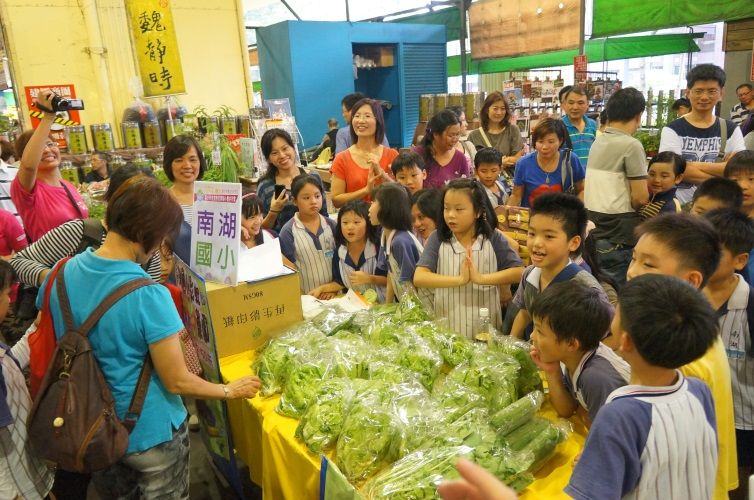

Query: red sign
(574, 54), (588, 85)
(24, 84), (81, 148)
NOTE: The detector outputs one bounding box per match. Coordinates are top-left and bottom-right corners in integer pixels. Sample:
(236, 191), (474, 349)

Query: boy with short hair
(529, 281), (628, 424)
(690, 177), (743, 216)
(638, 151), (685, 219)
(723, 150), (754, 286)
(391, 151), (426, 195)
(567, 274), (720, 500)
(724, 150), (754, 218)
(510, 193), (608, 340)
(474, 147), (508, 207)
(584, 87), (649, 288)
(627, 213), (738, 499)
(702, 208), (754, 497)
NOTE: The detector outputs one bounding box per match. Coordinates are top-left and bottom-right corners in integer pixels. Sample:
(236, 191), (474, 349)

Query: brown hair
(561, 85), (588, 101)
(531, 118), (568, 147)
(0, 138), (13, 162)
(106, 176), (183, 253)
(14, 130), (34, 159)
(479, 91), (512, 131)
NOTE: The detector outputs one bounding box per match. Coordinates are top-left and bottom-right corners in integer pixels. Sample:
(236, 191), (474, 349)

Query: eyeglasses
(44, 141), (59, 149)
(690, 88), (720, 97)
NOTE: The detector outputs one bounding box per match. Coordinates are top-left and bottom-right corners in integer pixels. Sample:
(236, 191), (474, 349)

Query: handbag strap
(478, 128), (493, 148)
(61, 181), (85, 219)
(560, 149), (574, 190)
(55, 262), (156, 433)
(42, 258), (71, 313)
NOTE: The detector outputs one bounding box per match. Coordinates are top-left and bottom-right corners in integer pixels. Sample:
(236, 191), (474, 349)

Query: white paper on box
(237, 238), (294, 283)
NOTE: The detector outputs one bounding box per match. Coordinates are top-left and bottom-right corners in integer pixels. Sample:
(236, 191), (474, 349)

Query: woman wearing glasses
(11, 89), (88, 241)
(413, 109), (470, 189)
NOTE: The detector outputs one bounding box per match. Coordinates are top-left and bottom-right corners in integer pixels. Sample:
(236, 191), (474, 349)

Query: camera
(35, 93), (85, 113)
(50, 94), (85, 112)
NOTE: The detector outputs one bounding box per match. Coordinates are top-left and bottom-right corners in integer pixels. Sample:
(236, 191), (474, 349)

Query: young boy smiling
(628, 213), (738, 499)
(530, 282), (628, 425)
(391, 151), (426, 196)
(510, 193), (608, 340)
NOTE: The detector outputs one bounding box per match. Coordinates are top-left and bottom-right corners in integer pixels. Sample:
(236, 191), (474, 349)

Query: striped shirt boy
(417, 231), (521, 339)
(279, 213), (336, 294)
(567, 373), (718, 500)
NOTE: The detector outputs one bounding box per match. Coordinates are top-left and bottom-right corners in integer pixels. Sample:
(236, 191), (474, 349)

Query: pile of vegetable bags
(251, 292), (568, 498)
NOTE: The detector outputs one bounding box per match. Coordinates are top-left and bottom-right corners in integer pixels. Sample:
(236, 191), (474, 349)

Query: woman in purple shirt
(412, 110), (470, 188)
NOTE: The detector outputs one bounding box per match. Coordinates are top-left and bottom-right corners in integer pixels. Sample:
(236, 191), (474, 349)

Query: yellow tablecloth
(220, 351), (587, 500)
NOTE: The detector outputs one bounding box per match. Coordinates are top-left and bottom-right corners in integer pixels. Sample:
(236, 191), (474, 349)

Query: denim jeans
(92, 421), (189, 500)
(595, 239), (633, 289)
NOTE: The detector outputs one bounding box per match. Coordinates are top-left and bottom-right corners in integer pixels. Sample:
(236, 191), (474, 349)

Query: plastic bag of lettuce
(250, 324), (325, 397)
(295, 378), (355, 454)
(336, 380), (402, 484)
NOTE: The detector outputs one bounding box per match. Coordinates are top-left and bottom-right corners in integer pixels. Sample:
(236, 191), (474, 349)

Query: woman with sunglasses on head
(11, 89), (88, 241)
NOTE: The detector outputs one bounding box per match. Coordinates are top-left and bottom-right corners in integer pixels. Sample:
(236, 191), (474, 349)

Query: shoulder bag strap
(56, 264), (155, 338)
(479, 128), (493, 148)
(60, 182), (85, 219)
(122, 357), (153, 433)
(560, 149), (574, 189)
(718, 118), (727, 161)
(42, 257), (70, 316)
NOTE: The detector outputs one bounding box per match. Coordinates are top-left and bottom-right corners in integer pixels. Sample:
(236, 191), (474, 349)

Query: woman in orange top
(330, 98), (398, 208)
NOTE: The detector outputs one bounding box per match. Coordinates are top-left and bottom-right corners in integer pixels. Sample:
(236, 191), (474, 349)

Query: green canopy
(447, 33), (702, 77)
(391, 8), (461, 41)
(592, 0), (751, 38)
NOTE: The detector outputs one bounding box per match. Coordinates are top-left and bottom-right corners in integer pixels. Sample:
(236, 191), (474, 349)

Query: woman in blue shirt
(508, 118), (585, 208)
(39, 176), (261, 498)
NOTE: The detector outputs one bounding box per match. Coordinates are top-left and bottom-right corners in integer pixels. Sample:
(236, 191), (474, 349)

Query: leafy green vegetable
(295, 378), (354, 454)
(446, 349), (519, 413)
(500, 417), (552, 451)
(516, 421), (566, 473)
(251, 325), (324, 396)
(431, 378), (487, 423)
(492, 336), (543, 397)
(490, 390), (544, 436)
(395, 289), (431, 323)
(362, 446), (472, 499)
(395, 334), (442, 390)
(277, 362), (327, 418)
(366, 360), (421, 385)
(336, 382), (401, 484)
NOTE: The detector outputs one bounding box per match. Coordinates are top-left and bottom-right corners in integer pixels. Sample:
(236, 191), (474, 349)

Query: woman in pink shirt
(11, 89), (88, 242)
(330, 98), (398, 208)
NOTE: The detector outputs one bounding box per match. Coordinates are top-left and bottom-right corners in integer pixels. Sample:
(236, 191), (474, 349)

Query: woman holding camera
(257, 128), (328, 234)
(11, 89), (88, 242)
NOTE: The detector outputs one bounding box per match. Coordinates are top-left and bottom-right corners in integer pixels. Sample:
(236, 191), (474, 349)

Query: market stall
(203, 289), (590, 499)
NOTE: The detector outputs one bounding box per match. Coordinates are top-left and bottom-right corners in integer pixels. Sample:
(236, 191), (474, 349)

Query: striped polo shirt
(567, 373), (718, 500)
(417, 231), (521, 339)
(562, 114), (597, 165)
(717, 274), (754, 430)
(332, 240), (386, 302)
(0, 160), (21, 227)
(279, 213), (336, 294)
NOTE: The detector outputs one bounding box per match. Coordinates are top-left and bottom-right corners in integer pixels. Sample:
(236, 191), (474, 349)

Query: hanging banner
(190, 181), (242, 286)
(24, 84), (81, 148)
(126, 0), (186, 97)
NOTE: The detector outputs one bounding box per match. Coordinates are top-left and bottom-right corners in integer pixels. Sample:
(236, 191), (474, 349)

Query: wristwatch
(222, 385), (230, 399)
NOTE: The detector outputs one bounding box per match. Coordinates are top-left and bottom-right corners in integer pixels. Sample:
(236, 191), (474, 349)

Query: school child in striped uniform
(474, 147), (509, 208)
(369, 183), (425, 304)
(308, 200), (387, 301)
(279, 174), (336, 296)
(391, 151), (426, 196)
(638, 152), (684, 219)
(414, 179), (523, 339)
(411, 188), (443, 247)
(567, 274), (719, 500)
(702, 208), (754, 497)
(628, 213), (738, 499)
(529, 281), (629, 425)
(240, 190), (275, 250)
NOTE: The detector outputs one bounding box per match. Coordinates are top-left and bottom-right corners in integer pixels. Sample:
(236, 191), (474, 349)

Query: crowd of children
(4, 64), (754, 499)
